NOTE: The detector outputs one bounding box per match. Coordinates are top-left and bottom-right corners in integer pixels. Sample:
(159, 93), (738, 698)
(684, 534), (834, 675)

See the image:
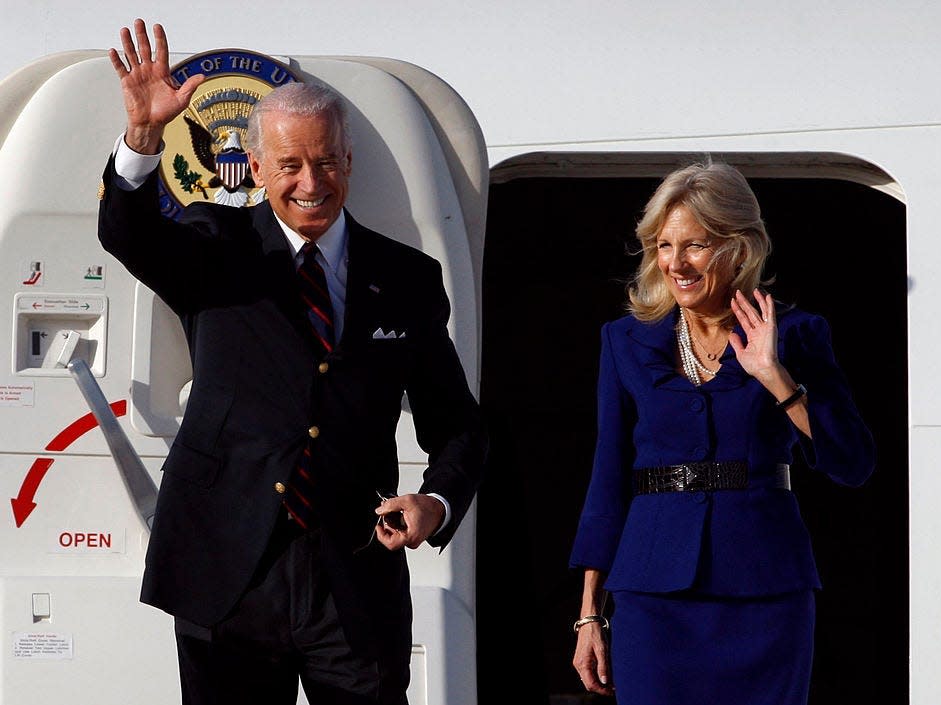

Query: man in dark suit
(100, 20), (486, 705)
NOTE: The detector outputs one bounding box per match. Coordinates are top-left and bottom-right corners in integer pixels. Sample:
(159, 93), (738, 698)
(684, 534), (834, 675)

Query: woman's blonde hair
(628, 162), (771, 326)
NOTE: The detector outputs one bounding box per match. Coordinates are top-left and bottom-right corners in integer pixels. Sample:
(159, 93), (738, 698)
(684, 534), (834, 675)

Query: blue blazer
(570, 307), (874, 596)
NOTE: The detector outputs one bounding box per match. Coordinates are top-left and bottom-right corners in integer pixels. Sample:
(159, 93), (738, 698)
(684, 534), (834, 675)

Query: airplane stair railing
(67, 358), (158, 531)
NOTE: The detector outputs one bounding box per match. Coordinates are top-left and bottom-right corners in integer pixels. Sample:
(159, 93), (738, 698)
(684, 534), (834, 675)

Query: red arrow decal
(11, 458), (54, 528)
(45, 400), (127, 451)
(11, 399), (128, 527)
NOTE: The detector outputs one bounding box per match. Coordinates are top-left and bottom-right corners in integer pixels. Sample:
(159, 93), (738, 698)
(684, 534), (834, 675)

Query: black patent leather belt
(633, 462), (790, 495)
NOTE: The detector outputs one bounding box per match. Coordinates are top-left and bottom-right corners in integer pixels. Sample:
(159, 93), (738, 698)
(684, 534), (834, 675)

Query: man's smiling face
(248, 111), (351, 241)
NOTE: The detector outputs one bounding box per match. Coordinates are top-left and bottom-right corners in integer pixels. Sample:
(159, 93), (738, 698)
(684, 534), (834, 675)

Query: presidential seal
(158, 50), (302, 220)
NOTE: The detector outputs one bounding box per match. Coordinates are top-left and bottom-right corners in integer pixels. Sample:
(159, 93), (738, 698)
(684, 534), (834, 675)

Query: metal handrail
(67, 359), (157, 531)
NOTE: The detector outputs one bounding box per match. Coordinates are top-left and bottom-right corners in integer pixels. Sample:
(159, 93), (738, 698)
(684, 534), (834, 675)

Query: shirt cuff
(112, 133), (164, 191)
(424, 492), (451, 536)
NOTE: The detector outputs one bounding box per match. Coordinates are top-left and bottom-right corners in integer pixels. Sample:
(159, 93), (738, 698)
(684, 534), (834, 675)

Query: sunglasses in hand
(354, 491), (407, 553)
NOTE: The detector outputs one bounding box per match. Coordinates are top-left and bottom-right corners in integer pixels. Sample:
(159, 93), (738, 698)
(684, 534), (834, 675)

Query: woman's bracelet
(573, 615), (609, 633)
(775, 383), (807, 410)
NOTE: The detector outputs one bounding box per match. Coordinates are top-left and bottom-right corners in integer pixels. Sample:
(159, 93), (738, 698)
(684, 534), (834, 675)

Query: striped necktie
(284, 242), (334, 529)
(296, 242), (335, 356)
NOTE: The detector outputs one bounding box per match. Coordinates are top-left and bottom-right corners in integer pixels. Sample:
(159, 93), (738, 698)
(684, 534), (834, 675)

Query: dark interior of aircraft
(477, 173), (907, 704)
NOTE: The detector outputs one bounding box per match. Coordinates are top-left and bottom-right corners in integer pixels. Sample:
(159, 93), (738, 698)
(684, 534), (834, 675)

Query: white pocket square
(372, 327), (406, 340)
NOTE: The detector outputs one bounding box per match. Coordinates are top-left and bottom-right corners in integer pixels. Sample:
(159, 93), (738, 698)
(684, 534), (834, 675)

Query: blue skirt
(610, 590), (815, 705)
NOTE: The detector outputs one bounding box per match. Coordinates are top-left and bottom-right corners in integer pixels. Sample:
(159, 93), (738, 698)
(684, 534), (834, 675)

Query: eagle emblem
(179, 88), (259, 208)
(157, 50), (301, 220)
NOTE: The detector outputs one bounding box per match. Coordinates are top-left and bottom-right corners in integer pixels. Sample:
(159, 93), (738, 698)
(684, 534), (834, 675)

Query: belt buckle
(675, 464), (691, 492)
(684, 462), (706, 492)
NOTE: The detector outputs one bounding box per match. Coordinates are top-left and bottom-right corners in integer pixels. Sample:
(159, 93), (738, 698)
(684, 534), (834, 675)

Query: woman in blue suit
(570, 163), (874, 704)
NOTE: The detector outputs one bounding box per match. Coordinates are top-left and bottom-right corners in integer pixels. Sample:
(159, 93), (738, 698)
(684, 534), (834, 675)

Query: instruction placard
(12, 632), (73, 660)
(0, 382), (34, 407)
(16, 294), (105, 315)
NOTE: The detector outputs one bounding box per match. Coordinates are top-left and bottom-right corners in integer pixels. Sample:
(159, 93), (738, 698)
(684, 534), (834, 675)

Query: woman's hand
(573, 622), (614, 696)
(108, 19), (205, 154)
(728, 289), (780, 383)
(573, 568), (614, 696)
(730, 289), (812, 437)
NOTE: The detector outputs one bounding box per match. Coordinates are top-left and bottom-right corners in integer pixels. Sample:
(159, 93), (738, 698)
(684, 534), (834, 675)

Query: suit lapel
(254, 200), (294, 273)
(338, 213), (386, 354)
(251, 202), (317, 343)
(625, 314), (682, 388)
(626, 308), (749, 391)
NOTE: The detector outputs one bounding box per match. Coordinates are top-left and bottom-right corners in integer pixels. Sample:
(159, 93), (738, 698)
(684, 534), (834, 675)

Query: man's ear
(247, 151), (264, 186)
(344, 150), (353, 176)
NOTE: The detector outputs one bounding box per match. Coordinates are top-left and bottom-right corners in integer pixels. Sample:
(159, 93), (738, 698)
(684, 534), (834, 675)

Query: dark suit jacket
(570, 307), (874, 596)
(98, 159), (486, 655)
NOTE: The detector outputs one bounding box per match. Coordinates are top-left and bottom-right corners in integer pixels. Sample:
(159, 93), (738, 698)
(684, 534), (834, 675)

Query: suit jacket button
(318, 362), (329, 374)
(274, 482), (286, 494)
(308, 426), (320, 439)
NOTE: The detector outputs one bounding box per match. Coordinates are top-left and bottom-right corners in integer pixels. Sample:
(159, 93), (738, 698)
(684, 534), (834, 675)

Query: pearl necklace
(676, 309), (720, 386)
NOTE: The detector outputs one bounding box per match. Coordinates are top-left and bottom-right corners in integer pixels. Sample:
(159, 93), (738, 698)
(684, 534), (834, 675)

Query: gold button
(308, 426), (320, 439)
(318, 362), (329, 374)
(274, 482), (286, 494)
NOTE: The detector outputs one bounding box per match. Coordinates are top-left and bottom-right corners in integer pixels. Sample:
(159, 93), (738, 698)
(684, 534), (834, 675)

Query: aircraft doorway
(476, 163), (907, 704)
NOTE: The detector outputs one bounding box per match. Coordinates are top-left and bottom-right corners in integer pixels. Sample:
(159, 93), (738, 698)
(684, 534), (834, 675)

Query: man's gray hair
(246, 80), (352, 156)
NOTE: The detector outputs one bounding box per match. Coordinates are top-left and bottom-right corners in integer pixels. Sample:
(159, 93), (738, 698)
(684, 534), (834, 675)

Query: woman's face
(656, 205), (734, 317)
